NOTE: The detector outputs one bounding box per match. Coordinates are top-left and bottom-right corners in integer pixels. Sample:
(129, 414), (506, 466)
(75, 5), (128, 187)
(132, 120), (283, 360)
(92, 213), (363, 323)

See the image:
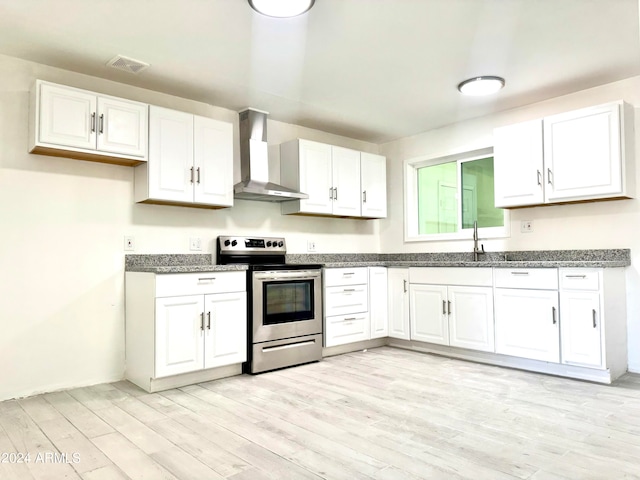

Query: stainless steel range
(217, 236), (323, 374)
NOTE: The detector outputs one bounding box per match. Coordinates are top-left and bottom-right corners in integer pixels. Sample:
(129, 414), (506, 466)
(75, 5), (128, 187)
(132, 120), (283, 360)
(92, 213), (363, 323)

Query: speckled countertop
(125, 254), (247, 273)
(289, 249), (631, 269)
(125, 249), (630, 273)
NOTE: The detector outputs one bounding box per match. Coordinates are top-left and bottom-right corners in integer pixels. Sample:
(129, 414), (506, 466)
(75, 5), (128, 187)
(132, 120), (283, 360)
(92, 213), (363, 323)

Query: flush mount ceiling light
(457, 76), (505, 96)
(248, 0), (315, 18)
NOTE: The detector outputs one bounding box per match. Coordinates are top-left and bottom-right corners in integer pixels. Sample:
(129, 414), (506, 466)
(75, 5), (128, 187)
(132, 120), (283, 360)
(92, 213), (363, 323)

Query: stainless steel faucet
(473, 221), (485, 261)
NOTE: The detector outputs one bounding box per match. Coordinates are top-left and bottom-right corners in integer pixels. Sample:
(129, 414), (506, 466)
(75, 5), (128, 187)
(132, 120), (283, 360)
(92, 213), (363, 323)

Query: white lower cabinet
(324, 267), (369, 347)
(494, 268), (559, 363)
(203, 292), (248, 369)
(387, 268), (410, 340)
(125, 271), (247, 392)
(559, 269), (608, 369)
(448, 286), (494, 352)
(325, 312), (370, 347)
(408, 268), (494, 353)
(155, 295), (205, 378)
(560, 290), (602, 368)
(409, 284), (448, 345)
(395, 265), (626, 383)
(494, 288), (559, 362)
(369, 267), (388, 339)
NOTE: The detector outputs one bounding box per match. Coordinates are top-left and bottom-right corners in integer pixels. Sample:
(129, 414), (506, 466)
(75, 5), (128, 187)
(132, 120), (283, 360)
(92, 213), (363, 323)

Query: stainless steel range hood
(234, 108), (308, 202)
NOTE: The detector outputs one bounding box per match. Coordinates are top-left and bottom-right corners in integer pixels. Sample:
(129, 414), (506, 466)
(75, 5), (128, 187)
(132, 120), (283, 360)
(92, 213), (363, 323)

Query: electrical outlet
(307, 240), (317, 252)
(189, 237), (202, 251)
(521, 220), (534, 233)
(124, 236), (135, 251)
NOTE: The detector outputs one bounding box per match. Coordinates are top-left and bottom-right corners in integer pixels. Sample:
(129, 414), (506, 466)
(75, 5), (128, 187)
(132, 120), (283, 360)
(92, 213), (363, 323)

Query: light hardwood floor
(1, 347), (640, 479)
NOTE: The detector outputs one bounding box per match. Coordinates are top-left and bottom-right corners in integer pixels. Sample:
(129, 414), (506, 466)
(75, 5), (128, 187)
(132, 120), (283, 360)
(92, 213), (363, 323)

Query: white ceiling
(0, 0), (638, 143)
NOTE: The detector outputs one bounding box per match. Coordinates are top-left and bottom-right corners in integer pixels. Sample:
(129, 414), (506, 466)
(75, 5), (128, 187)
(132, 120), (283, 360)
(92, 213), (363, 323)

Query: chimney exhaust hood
(234, 108), (308, 202)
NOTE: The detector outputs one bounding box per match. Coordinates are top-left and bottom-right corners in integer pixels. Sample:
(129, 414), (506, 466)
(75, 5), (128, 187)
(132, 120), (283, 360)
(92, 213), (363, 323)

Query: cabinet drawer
(156, 272), (246, 297)
(324, 267), (368, 287)
(325, 312), (370, 347)
(560, 269), (600, 291)
(494, 268), (558, 290)
(324, 285), (368, 316)
(409, 267), (492, 287)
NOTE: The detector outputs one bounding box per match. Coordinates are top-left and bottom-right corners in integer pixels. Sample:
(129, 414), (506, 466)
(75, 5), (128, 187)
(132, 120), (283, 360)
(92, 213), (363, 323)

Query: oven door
(252, 269), (322, 344)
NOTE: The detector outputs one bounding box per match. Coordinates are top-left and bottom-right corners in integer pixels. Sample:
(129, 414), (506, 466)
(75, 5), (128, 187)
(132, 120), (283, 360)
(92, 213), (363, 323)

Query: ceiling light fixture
(457, 76), (505, 96)
(248, 0), (315, 18)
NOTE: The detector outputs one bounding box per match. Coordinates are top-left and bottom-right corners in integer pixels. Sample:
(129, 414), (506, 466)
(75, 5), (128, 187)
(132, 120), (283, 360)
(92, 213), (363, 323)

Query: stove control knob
(266, 241), (272, 247)
(231, 240), (237, 247)
(224, 239), (231, 247)
(278, 241), (284, 247)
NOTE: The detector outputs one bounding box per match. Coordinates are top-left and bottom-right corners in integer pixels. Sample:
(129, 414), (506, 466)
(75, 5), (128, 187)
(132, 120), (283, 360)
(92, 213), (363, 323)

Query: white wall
(379, 76), (640, 371)
(0, 54), (381, 401)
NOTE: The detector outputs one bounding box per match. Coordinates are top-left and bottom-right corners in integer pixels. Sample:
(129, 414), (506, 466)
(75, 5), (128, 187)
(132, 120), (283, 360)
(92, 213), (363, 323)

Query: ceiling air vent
(106, 55), (150, 74)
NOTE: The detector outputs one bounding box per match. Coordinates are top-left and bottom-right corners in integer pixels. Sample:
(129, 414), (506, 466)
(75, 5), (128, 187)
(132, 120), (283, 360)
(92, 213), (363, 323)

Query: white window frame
(404, 146), (510, 243)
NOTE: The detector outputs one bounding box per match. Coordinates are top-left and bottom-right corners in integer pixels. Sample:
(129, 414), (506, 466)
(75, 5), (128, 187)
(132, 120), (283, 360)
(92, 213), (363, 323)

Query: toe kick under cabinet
(125, 271), (247, 392)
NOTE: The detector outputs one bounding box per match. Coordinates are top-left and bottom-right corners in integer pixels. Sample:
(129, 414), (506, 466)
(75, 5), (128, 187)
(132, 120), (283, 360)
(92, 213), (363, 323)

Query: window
(405, 147), (509, 242)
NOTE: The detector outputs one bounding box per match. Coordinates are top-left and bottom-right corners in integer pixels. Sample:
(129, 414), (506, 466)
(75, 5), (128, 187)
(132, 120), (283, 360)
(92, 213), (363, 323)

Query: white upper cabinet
(494, 119), (544, 208)
(332, 146), (362, 216)
(544, 103), (627, 202)
(135, 106), (233, 208)
(194, 116), (234, 206)
(361, 152), (388, 218)
(493, 101), (634, 208)
(30, 80), (148, 165)
(296, 140), (333, 214)
(146, 107), (194, 203)
(281, 139), (387, 219)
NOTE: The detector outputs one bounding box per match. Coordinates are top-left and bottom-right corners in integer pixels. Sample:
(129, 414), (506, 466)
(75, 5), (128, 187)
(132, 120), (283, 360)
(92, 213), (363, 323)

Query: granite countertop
(125, 249), (630, 273)
(290, 249), (631, 269)
(320, 260), (629, 268)
(125, 254), (247, 273)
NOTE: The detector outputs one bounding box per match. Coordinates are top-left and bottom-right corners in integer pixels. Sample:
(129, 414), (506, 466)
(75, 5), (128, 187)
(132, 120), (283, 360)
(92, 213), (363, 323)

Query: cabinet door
(155, 295), (204, 378)
(369, 267), (388, 339)
(332, 146), (362, 216)
(204, 292), (247, 369)
(409, 284), (448, 345)
(560, 291), (603, 368)
(298, 140), (333, 214)
(448, 286), (495, 352)
(387, 268), (410, 340)
(148, 106), (195, 203)
(493, 119), (544, 207)
(38, 83), (97, 150)
(97, 96), (148, 157)
(494, 289), (559, 362)
(194, 116), (233, 207)
(544, 103), (622, 202)
(361, 152), (387, 218)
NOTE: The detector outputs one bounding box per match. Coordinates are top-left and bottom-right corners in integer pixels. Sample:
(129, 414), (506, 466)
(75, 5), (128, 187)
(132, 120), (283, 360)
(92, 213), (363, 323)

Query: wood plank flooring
(1, 347), (640, 479)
